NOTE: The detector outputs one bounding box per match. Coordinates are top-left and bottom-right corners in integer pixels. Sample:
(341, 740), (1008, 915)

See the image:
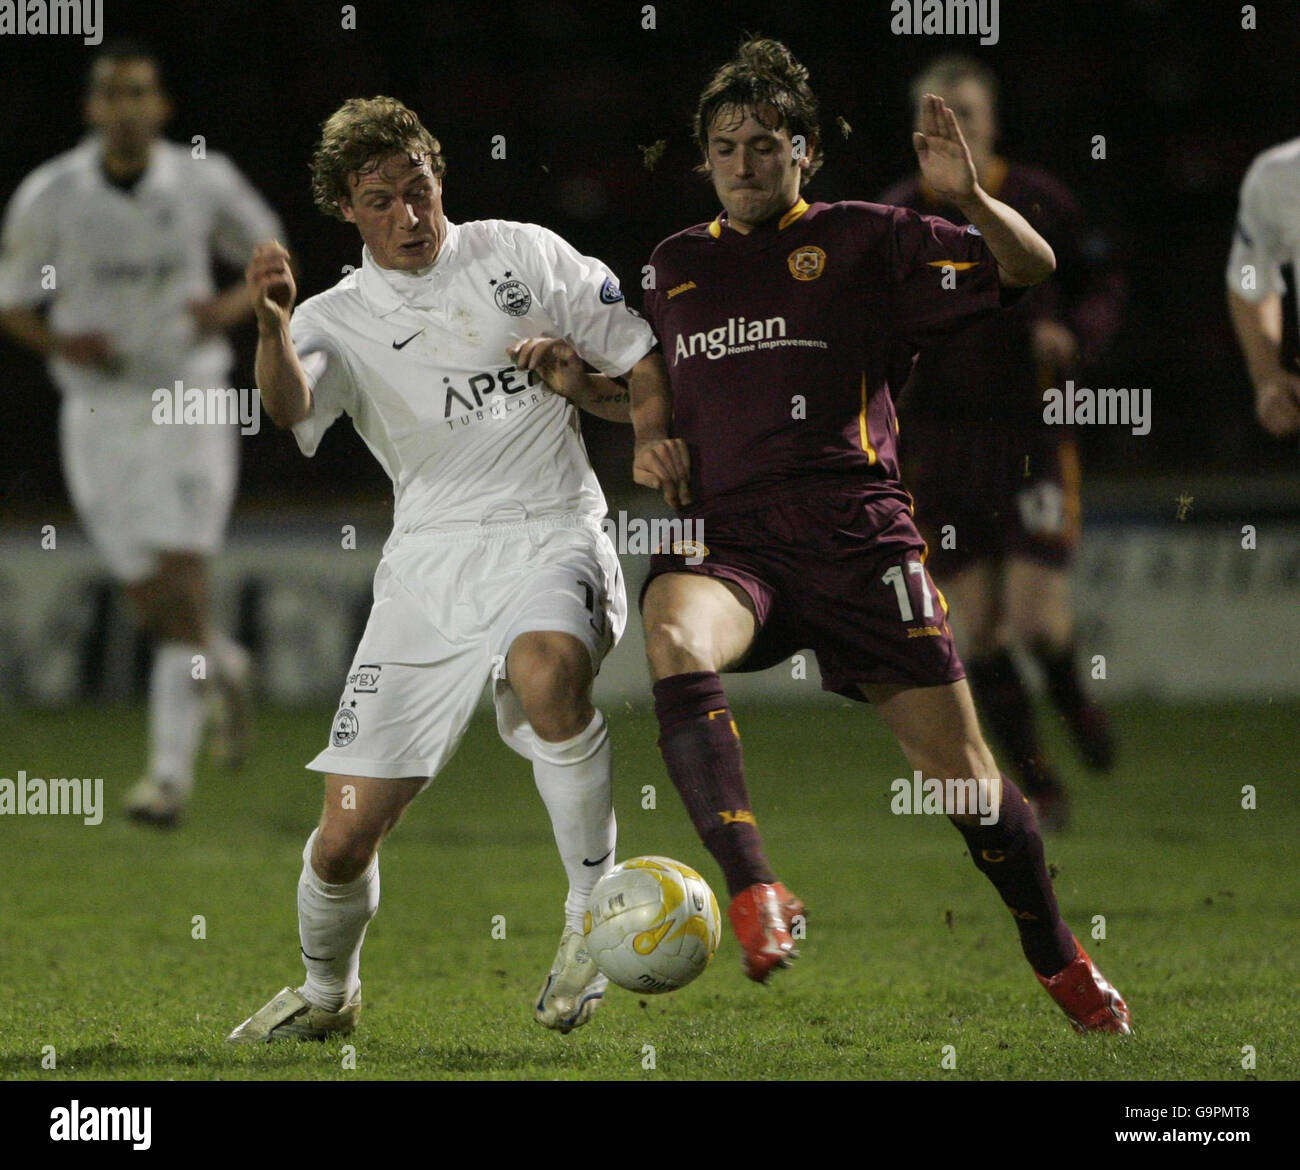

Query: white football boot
(123, 776), (185, 829)
(208, 641), (253, 769)
(534, 927), (608, 1033)
(225, 986), (361, 1044)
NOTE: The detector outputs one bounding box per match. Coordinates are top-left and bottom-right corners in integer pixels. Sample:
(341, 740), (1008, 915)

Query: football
(584, 856), (722, 993)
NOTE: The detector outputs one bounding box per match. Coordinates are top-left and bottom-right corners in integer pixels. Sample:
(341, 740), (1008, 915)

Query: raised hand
(246, 240), (297, 332)
(913, 93), (979, 204)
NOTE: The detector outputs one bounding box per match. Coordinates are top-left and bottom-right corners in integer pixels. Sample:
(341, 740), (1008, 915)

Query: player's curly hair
(693, 36), (823, 186)
(310, 96), (447, 221)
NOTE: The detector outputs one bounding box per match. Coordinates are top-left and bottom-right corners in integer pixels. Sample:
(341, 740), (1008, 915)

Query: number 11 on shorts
(881, 560), (934, 623)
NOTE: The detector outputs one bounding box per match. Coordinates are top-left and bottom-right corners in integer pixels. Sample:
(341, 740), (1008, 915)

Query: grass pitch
(2, 699), (1297, 1081)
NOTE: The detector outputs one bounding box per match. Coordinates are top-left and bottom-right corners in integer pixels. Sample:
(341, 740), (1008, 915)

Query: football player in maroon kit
(631, 38), (1130, 1034)
(881, 56), (1124, 832)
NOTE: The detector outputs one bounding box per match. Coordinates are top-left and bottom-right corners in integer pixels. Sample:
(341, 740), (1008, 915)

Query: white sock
(147, 641), (206, 797)
(298, 829), (380, 1011)
(531, 710), (616, 933)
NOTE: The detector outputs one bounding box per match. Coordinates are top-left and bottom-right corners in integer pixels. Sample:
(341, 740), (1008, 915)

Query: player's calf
(950, 778), (1078, 978)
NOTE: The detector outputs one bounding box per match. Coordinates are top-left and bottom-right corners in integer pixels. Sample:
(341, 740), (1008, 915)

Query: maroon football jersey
(644, 198), (1021, 510)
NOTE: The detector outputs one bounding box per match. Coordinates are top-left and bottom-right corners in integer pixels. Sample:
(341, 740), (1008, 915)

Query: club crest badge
(331, 707), (359, 747)
(494, 279), (532, 316)
(788, 245), (826, 281)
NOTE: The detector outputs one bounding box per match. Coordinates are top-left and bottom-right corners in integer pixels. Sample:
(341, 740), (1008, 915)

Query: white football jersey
(290, 219), (655, 536)
(1228, 136), (1300, 327)
(0, 135), (282, 399)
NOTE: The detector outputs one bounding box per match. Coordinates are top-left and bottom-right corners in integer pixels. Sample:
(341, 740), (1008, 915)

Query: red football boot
(728, 881), (806, 983)
(1037, 936), (1132, 1034)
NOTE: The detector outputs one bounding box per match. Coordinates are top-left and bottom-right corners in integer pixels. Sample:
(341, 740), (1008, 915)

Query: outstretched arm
(913, 93), (1056, 287)
(507, 335), (632, 422)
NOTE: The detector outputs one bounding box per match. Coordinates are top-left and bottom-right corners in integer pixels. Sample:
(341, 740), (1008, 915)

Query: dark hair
(694, 36), (822, 185)
(310, 96), (447, 221)
(909, 54), (1000, 114)
(86, 38), (163, 90)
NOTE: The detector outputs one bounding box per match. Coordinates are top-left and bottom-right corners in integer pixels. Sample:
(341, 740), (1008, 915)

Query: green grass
(2, 699), (1297, 1080)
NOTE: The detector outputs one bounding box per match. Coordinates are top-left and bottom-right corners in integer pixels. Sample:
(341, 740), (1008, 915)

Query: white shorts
(60, 396), (238, 582)
(308, 516), (626, 782)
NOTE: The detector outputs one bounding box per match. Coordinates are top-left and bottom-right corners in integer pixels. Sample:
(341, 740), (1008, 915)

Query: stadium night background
(0, 0), (1296, 1110)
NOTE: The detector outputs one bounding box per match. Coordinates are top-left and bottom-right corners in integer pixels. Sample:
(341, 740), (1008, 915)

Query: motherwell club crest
(788, 245), (826, 281)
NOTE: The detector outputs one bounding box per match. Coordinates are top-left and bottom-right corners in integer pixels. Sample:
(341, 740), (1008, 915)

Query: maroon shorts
(901, 419), (1081, 577)
(642, 479), (965, 701)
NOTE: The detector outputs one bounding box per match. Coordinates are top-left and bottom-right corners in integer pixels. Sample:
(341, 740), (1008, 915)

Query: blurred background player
(1227, 135), (1300, 440)
(879, 55), (1126, 831)
(226, 98), (665, 1042)
(0, 41), (282, 826)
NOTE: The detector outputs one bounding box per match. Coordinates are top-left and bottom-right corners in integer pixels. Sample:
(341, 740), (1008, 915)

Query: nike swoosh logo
(392, 329), (424, 349)
(582, 849), (613, 867)
(300, 946), (335, 962)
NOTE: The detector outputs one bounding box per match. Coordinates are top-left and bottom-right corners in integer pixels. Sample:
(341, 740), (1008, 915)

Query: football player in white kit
(226, 97), (666, 1040)
(0, 42), (282, 824)
(1228, 136), (1300, 438)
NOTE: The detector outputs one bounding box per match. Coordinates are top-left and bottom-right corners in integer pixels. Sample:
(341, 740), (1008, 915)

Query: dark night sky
(2, 0), (1298, 515)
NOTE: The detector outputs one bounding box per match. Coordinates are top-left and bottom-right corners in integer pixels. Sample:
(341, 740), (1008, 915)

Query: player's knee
(313, 820), (380, 885)
(511, 638), (593, 741)
(521, 665), (594, 741)
(139, 578), (205, 641)
(644, 619), (715, 677)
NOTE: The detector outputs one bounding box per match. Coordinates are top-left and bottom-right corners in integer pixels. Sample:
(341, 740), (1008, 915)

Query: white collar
(358, 220), (460, 317)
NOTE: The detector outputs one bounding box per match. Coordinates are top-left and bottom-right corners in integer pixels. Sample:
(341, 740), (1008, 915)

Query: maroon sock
(1032, 639), (1088, 719)
(652, 671), (775, 896)
(951, 779), (1076, 976)
(965, 649), (1060, 795)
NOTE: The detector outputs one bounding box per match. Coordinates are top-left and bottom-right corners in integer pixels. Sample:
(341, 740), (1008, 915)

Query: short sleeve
(517, 225), (656, 377)
(0, 171), (59, 309)
(1227, 157), (1286, 302)
(887, 206), (1017, 347)
(206, 152), (284, 269)
(289, 303), (354, 457)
